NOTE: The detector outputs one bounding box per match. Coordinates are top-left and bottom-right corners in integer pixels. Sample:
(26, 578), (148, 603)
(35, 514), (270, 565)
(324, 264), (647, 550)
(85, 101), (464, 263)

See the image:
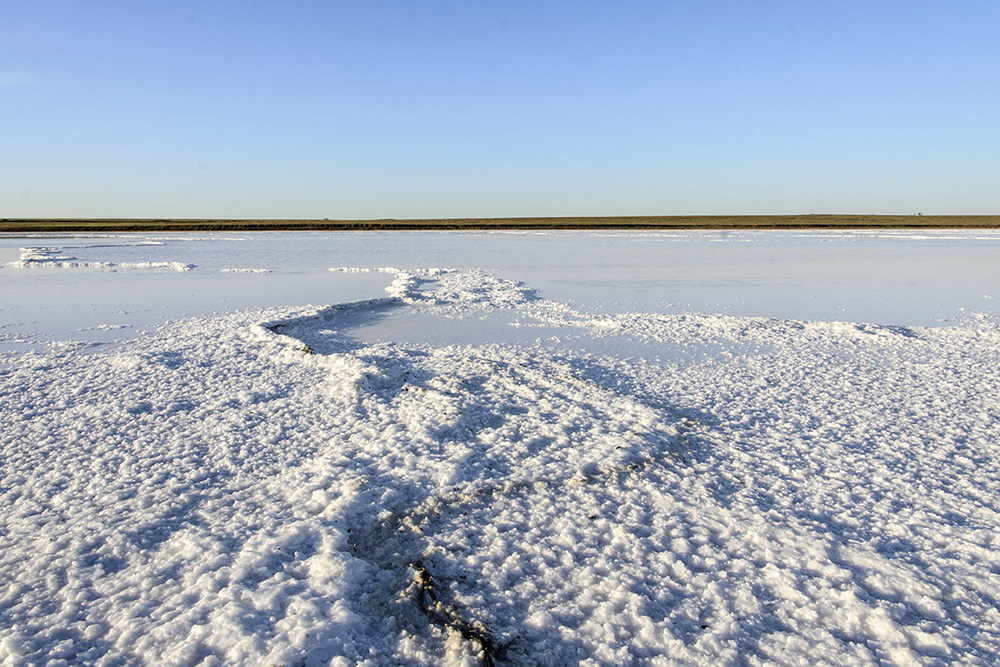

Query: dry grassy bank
(2, 215), (999, 233)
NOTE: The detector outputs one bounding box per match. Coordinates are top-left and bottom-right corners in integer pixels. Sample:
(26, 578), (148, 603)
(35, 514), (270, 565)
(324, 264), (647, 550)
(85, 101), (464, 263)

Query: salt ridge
(7, 247), (193, 271)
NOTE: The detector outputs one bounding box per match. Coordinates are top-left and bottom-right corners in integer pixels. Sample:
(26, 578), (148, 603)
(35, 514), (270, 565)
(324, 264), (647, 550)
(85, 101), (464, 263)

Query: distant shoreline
(2, 214), (999, 232)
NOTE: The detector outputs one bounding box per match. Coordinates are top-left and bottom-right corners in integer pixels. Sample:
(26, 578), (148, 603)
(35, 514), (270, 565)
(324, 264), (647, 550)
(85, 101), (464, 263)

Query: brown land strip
(2, 215), (999, 233)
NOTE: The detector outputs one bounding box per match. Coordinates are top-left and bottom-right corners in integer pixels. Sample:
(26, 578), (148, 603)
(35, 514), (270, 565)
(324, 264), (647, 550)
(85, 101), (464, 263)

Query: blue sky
(2, 1), (998, 218)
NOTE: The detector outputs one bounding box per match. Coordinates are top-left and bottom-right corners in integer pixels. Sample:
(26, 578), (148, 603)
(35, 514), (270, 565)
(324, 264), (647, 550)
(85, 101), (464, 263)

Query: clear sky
(2, 1), (998, 219)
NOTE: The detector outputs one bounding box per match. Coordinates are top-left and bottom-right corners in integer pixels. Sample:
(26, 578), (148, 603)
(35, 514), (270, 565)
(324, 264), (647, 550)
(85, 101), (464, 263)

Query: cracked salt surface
(2, 232), (1000, 665)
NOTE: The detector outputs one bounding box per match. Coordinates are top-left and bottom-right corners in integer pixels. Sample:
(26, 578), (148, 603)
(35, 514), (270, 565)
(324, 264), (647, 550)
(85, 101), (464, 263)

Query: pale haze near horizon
(2, 0), (998, 219)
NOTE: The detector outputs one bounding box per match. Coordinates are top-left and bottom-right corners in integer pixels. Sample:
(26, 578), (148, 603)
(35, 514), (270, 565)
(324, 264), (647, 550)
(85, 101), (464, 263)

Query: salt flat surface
(1, 232), (999, 665)
(3, 230), (1000, 355)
